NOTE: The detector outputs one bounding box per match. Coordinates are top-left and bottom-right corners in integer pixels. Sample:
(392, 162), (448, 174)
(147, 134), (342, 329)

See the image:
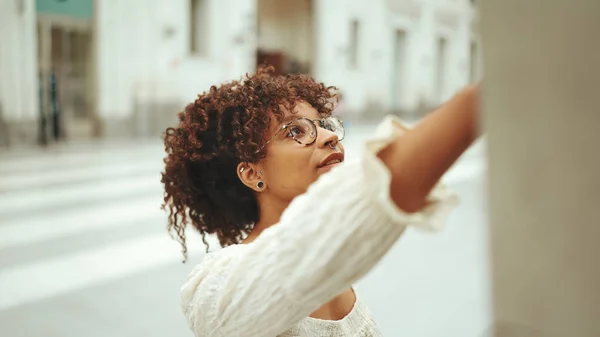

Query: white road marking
(0, 175), (161, 217)
(0, 197), (163, 250)
(0, 160), (160, 192)
(0, 145), (159, 173)
(0, 232), (215, 311)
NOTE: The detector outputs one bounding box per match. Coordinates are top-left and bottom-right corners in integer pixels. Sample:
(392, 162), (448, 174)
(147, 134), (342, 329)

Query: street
(0, 124), (491, 337)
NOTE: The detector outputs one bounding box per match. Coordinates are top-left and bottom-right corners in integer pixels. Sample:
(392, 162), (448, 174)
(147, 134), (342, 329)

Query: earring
(255, 170), (265, 190)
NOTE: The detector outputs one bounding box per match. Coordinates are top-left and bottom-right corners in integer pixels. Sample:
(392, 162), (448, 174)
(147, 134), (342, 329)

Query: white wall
(96, 0), (256, 120)
(314, 0), (476, 115)
(0, 0), (39, 121)
(0, 0), (477, 127)
(94, 0), (477, 120)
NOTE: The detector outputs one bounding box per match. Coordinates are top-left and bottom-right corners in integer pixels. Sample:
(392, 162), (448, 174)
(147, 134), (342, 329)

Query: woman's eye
(287, 126), (304, 138)
(324, 123), (334, 131)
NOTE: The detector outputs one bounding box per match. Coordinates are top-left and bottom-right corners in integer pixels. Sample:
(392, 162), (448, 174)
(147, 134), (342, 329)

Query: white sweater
(180, 116), (459, 337)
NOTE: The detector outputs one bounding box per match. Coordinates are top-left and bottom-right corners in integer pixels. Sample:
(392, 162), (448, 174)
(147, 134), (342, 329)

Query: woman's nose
(317, 127), (339, 149)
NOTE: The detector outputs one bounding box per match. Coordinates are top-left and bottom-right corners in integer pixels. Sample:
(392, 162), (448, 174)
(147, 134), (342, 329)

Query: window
(348, 19), (360, 69)
(435, 37), (448, 102)
(391, 29), (408, 110)
(470, 40), (478, 82)
(190, 0), (208, 55)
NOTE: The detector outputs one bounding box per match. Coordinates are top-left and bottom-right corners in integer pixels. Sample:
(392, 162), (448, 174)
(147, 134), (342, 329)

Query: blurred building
(0, 0), (480, 146)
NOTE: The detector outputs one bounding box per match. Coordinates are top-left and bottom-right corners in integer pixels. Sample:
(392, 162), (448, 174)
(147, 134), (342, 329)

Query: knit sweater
(180, 116), (459, 336)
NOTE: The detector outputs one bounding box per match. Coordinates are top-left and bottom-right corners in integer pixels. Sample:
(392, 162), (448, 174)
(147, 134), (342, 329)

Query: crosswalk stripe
(0, 175), (161, 217)
(0, 146), (160, 175)
(0, 160), (160, 193)
(0, 197), (163, 250)
(0, 232), (214, 311)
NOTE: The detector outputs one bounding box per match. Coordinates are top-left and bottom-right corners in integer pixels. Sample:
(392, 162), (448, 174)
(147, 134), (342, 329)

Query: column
(481, 0), (600, 336)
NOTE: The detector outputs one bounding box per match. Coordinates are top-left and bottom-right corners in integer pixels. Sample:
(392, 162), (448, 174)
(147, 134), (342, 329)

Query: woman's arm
(181, 86), (479, 337)
(381, 85), (479, 212)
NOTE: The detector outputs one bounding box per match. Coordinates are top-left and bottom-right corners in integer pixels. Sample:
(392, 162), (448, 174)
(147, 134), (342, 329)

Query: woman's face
(259, 102), (345, 202)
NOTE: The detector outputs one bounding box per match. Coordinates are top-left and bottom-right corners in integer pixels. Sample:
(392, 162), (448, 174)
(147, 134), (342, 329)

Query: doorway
(37, 18), (97, 141)
(256, 0), (314, 75)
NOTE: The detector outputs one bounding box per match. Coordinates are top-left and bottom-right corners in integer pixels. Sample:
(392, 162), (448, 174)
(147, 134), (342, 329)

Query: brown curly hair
(161, 66), (337, 261)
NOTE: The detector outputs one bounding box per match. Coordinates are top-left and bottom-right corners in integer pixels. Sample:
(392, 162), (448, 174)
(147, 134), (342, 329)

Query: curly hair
(161, 66), (337, 261)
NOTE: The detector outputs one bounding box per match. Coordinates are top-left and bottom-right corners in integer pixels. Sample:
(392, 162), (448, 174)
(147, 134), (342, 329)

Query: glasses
(256, 116), (345, 154)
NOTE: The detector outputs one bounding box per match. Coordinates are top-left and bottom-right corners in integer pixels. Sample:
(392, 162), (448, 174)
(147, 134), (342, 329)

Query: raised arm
(381, 85), (479, 212)
(181, 86), (480, 337)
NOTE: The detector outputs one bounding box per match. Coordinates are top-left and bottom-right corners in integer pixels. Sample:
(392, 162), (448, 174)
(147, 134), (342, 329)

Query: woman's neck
(243, 195), (290, 243)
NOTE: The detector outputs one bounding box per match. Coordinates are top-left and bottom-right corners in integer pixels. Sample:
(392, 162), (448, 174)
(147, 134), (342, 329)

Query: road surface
(0, 124), (492, 337)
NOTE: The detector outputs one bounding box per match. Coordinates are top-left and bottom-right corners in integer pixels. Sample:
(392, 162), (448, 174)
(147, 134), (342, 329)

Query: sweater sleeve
(180, 116), (459, 337)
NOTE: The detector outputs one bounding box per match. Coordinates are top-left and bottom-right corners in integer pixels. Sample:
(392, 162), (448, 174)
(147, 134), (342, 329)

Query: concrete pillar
(480, 0), (600, 336)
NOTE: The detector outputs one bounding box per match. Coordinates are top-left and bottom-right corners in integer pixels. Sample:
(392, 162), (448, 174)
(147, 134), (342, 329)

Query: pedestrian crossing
(0, 126), (487, 335)
(0, 139), (218, 312)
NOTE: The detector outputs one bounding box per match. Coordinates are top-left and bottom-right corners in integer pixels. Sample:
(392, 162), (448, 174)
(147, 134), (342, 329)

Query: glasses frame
(255, 115), (345, 154)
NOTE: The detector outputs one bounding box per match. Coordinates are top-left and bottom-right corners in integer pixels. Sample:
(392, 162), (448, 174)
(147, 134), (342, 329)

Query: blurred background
(0, 0), (490, 336)
(0, 0), (482, 145)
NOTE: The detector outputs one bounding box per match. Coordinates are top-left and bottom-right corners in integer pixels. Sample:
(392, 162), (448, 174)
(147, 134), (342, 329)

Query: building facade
(0, 0), (479, 146)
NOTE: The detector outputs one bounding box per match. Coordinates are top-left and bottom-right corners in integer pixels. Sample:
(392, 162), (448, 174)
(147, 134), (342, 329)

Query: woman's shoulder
(210, 244), (248, 261)
(189, 244), (248, 276)
(180, 245), (249, 318)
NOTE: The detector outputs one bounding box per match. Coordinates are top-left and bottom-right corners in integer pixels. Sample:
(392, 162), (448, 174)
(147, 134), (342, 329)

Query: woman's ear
(237, 163), (266, 192)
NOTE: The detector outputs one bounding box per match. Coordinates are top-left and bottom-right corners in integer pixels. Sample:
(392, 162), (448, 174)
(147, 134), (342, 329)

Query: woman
(161, 66), (479, 336)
